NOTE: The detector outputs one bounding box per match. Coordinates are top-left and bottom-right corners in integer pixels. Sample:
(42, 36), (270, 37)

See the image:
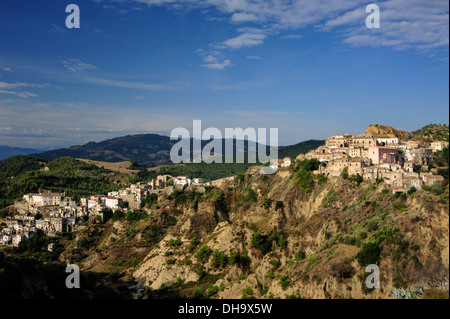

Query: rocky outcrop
(365, 123), (412, 140)
(129, 167), (449, 299)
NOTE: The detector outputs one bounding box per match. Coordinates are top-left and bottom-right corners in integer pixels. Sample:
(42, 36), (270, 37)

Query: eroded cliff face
(365, 124), (412, 140)
(131, 169), (449, 299)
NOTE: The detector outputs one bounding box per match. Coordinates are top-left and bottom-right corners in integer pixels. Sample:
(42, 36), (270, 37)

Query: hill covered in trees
(0, 156), (126, 210)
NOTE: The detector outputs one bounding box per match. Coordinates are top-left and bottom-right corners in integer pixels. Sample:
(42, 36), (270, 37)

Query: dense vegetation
(34, 133), (177, 165)
(158, 161), (255, 182)
(0, 156), (124, 209)
(278, 139), (325, 159)
(411, 124), (449, 142)
(157, 140), (324, 182)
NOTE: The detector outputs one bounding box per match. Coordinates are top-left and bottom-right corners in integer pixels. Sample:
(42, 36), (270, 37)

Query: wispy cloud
(6, 60), (183, 91)
(222, 28), (267, 49)
(49, 24), (67, 34)
(202, 59), (233, 70)
(60, 59), (98, 71)
(118, 0), (448, 53)
(0, 81), (50, 98)
(206, 84), (247, 90)
(246, 55), (262, 59)
(0, 82), (50, 89)
(321, 0), (449, 51)
(230, 12), (260, 23)
(197, 49), (234, 70)
(0, 90), (38, 98)
(80, 76), (180, 90)
(281, 34), (303, 39)
(0, 99), (193, 148)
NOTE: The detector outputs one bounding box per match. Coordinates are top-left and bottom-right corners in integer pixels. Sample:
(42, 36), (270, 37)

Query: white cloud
(0, 90), (38, 98)
(197, 49), (234, 70)
(0, 82), (50, 89)
(281, 34), (303, 39)
(322, 0), (449, 51)
(202, 59), (233, 70)
(119, 0), (448, 53)
(203, 55), (218, 63)
(230, 12), (260, 23)
(222, 29), (267, 49)
(60, 59), (98, 71)
(246, 55), (262, 59)
(0, 81), (49, 98)
(80, 76), (178, 90)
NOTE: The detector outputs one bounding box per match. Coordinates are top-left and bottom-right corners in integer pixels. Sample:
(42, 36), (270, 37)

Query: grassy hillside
(411, 124), (449, 142)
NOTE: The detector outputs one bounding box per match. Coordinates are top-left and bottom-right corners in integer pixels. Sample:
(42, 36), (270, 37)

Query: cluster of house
(1, 193), (77, 246)
(148, 175), (204, 190)
(297, 133), (448, 192)
(0, 174), (206, 246)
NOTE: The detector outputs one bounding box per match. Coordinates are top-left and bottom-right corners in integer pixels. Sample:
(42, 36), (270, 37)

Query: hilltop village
(299, 134), (447, 192)
(0, 131), (448, 247)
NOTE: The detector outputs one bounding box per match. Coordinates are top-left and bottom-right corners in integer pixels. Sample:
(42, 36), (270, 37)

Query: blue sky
(0, 0), (448, 148)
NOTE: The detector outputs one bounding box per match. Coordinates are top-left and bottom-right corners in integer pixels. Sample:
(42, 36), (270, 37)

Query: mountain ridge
(0, 145), (43, 161)
(31, 133), (326, 166)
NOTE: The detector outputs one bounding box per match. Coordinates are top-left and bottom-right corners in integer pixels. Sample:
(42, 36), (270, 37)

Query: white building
(175, 176), (191, 186)
(192, 178), (204, 184)
(13, 234), (26, 247)
(431, 141), (449, 151)
(377, 138), (399, 146)
(105, 197), (122, 210)
(1, 235), (12, 245)
(88, 199), (99, 209)
(281, 157), (293, 167)
(23, 193), (62, 206)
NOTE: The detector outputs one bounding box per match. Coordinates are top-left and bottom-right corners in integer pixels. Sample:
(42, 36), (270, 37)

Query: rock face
(365, 124), (412, 140)
(129, 167), (449, 300)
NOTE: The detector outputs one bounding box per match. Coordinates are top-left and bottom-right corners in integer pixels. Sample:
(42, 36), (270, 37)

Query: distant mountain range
(23, 134), (325, 166)
(0, 145), (43, 161)
(2, 123), (446, 165)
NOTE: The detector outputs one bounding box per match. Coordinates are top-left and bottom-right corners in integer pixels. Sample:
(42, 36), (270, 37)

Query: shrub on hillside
(195, 245), (212, 262)
(356, 242), (381, 266)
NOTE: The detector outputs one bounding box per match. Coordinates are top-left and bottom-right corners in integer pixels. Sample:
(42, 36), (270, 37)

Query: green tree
(340, 166), (349, 180)
(356, 242), (381, 266)
(229, 249), (240, 265)
(295, 167), (315, 193)
(210, 249), (227, 269)
(275, 201), (283, 211)
(262, 196), (271, 209)
(251, 232), (270, 254)
(112, 210), (124, 221)
(195, 245), (212, 262)
(196, 266), (205, 279)
(278, 235), (287, 249)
